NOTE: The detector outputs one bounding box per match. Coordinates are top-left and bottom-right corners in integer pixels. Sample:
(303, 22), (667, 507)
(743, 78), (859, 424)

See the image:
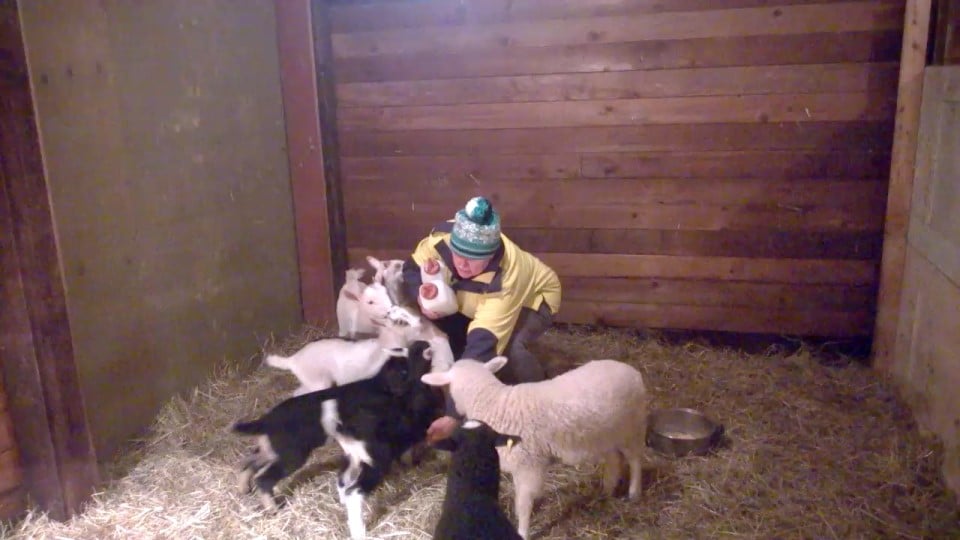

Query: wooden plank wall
(328, 0), (904, 337)
(0, 374), (24, 521)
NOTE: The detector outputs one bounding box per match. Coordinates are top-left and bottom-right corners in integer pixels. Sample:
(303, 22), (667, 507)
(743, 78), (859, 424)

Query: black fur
(233, 340), (444, 508)
(433, 420), (523, 540)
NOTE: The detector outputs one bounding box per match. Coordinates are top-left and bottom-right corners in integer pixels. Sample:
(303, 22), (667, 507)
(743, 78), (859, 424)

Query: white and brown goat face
(366, 256), (404, 285)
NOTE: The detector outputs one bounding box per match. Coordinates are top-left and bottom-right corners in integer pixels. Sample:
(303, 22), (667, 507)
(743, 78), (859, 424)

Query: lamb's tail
(232, 419), (267, 435)
(263, 353), (292, 370)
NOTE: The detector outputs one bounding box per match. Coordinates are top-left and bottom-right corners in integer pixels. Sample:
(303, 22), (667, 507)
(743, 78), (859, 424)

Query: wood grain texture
(555, 300), (874, 335)
(561, 276), (875, 311)
(345, 201), (884, 232)
(276, 0), (338, 324)
(328, 0), (899, 337)
(335, 30), (903, 82)
(339, 92), (896, 130)
(339, 122), (895, 156)
(348, 225), (883, 260)
(332, 2), (903, 58)
(338, 62), (900, 107)
(342, 152), (891, 181)
(347, 248), (877, 285)
(872, 0), (931, 368)
(330, 0), (889, 33)
(343, 178), (888, 208)
(0, 486), (25, 522)
(0, 449), (21, 494)
(0, 0), (99, 518)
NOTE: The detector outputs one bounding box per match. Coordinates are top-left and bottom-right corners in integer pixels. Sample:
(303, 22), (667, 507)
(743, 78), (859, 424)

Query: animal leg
(251, 461), (287, 511)
(602, 449), (624, 496)
(512, 465), (545, 540)
(340, 488), (366, 540)
(623, 446), (644, 499)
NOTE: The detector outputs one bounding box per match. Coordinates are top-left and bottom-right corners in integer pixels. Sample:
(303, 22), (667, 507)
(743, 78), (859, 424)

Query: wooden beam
(275, 0), (342, 325)
(0, 1), (99, 518)
(872, 0), (932, 371)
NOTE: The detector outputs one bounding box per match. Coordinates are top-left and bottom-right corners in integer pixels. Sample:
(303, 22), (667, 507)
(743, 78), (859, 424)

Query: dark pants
(432, 303), (553, 385)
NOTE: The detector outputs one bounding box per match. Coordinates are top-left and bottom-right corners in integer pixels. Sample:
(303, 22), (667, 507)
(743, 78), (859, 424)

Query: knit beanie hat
(449, 196), (502, 259)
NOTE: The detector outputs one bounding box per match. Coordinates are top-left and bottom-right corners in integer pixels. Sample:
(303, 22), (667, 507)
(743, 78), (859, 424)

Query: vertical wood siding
(329, 0), (903, 336)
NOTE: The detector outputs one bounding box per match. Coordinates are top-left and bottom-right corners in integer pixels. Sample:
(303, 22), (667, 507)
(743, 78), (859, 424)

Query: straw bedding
(3, 324), (958, 540)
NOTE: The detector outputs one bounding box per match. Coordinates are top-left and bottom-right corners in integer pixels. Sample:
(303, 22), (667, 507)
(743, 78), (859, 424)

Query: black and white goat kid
(232, 340), (444, 539)
(433, 420), (523, 540)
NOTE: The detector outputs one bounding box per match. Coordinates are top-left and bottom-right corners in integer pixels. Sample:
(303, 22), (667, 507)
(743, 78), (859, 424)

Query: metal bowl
(646, 408), (724, 457)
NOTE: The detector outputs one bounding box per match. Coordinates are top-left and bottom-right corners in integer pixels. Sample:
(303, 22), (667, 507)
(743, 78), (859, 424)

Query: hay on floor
(3, 324), (958, 540)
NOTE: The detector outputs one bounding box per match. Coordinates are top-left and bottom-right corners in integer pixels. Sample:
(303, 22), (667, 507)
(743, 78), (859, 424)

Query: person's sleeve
(401, 257), (422, 306)
(460, 295), (522, 361)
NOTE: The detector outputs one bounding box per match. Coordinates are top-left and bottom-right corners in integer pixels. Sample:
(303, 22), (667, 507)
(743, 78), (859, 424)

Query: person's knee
(502, 341), (545, 384)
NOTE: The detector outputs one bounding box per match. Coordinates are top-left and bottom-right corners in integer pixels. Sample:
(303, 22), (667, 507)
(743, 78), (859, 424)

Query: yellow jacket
(403, 221), (561, 360)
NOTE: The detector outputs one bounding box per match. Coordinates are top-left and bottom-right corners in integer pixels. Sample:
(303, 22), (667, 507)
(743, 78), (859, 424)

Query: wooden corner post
(872, 0), (932, 372)
(275, 0), (346, 326)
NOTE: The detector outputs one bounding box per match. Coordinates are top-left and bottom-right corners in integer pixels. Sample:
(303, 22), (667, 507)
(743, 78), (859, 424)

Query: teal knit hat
(449, 196), (502, 259)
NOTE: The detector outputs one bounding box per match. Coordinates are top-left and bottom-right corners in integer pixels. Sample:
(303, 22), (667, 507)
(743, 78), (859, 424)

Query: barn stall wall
(892, 105), (960, 495)
(0, 372), (23, 520)
(13, 0), (303, 474)
(326, 0), (904, 338)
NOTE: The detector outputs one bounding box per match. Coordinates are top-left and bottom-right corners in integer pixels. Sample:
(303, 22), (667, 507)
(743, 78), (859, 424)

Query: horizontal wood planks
(328, 0), (903, 337)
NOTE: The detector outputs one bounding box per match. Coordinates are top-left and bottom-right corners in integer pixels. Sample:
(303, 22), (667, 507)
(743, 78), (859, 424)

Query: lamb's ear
(484, 356), (509, 374)
(366, 255), (383, 270)
(421, 371), (452, 386)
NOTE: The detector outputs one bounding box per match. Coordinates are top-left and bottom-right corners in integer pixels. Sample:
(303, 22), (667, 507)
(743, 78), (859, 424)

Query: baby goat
(433, 420), (522, 540)
(233, 340), (444, 539)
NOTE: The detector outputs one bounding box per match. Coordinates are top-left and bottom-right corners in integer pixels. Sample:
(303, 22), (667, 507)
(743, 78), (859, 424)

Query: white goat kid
(336, 268), (373, 337)
(264, 316), (418, 397)
(366, 255), (405, 304)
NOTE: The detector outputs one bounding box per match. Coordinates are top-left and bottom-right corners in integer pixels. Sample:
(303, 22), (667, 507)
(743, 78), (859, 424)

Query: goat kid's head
(380, 340), (433, 396)
(358, 282), (394, 323)
(432, 419), (521, 453)
(367, 256), (404, 285)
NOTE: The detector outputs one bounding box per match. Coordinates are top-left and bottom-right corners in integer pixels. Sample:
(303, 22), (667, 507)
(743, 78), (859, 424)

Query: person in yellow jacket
(400, 196), (562, 442)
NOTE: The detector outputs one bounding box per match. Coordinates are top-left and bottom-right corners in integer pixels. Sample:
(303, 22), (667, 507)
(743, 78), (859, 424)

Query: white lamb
(336, 267), (373, 337)
(421, 356), (649, 540)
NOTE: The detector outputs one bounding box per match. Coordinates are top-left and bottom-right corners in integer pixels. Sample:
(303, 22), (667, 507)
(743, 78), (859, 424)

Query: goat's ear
(421, 371), (451, 386)
(422, 346), (434, 362)
(366, 255), (383, 269)
(484, 356), (509, 374)
(344, 290), (360, 301)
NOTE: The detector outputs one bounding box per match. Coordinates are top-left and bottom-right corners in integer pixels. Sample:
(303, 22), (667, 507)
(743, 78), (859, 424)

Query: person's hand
(426, 416), (460, 444)
(417, 296), (442, 320)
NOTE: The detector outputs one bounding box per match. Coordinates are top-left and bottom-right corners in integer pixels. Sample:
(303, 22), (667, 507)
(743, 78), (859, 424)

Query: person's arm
(460, 295), (523, 361)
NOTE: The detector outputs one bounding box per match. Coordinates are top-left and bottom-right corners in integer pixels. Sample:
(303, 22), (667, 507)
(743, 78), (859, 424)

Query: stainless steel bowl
(646, 408), (724, 457)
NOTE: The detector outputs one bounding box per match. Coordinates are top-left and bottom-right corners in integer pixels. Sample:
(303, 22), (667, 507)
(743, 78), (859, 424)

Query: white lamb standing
(336, 267), (373, 337)
(422, 356), (649, 540)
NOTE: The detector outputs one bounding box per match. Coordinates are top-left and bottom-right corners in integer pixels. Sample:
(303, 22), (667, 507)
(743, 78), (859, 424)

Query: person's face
(451, 253), (492, 279)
